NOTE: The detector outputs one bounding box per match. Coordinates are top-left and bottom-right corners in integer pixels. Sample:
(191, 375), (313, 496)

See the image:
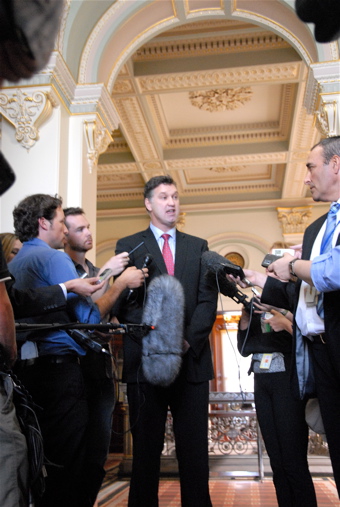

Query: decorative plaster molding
(6, 52), (121, 132)
(315, 99), (339, 137)
(233, 9), (312, 65)
(112, 79), (134, 94)
(208, 166), (244, 173)
(97, 197), (321, 217)
(189, 87), (253, 113)
(134, 32), (289, 61)
(167, 152), (287, 170)
(112, 97), (159, 159)
(0, 89), (56, 150)
(84, 120), (113, 174)
(277, 206), (312, 234)
(137, 63), (301, 92)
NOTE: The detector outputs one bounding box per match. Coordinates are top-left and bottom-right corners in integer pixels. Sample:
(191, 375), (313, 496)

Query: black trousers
(254, 369), (317, 507)
(79, 376), (116, 506)
(310, 341), (340, 497)
(15, 360), (89, 507)
(127, 371), (212, 507)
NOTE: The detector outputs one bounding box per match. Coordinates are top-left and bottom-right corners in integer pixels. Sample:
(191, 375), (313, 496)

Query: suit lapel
(174, 230), (187, 279)
(143, 228), (168, 274)
(302, 214), (327, 260)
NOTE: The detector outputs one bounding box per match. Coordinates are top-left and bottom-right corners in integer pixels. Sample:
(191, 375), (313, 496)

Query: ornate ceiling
(97, 18), (320, 212)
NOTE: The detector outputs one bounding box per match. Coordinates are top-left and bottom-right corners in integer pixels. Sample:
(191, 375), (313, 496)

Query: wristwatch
(288, 258), (299, 280)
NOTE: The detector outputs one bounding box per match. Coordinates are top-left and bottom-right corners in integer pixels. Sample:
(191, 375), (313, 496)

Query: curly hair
(143, 175), (176, 200)
(13, 194), (63, 242)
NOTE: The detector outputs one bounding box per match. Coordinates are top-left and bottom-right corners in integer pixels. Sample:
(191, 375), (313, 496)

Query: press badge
(260, 354), (273, 369)
(305, 286), (318, 307)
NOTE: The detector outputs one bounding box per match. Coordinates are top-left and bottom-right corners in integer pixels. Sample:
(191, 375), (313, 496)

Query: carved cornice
(137, 62), (301, 93)
(277, 207), (312, 234)
(0, 89), (56, 150)
(97, 197), (322, 216)
(233, 8), (312, 65)
(134, 31), (289, 61)
(7, 52), (120, 132)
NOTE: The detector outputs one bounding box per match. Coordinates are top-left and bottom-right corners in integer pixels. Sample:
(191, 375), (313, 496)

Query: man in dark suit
(115, 175), (218, 507)
(242, 136), (340, 495)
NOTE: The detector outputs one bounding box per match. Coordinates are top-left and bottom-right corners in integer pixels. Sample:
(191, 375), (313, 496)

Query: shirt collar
(150, 223), (176, 241)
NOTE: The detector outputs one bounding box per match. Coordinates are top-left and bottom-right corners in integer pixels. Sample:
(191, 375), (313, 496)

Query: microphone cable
(214, 270), (255, 403)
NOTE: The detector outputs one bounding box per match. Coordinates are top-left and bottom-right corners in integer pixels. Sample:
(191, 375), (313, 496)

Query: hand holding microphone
(127, 253), (153, 300)
(103, 251), (130, 276)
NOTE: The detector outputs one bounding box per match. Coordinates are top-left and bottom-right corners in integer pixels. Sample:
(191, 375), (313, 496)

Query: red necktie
(161, 234), (174, 276)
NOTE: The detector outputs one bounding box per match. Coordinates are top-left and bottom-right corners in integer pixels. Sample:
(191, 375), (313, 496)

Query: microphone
(141, 274), (185, 387)
(202, 251), (251, 309)
(142, 253), (153, 269)
(127, 253), (153, 300)
(68, 329), (111, 355)
(201, 250), (246, 279)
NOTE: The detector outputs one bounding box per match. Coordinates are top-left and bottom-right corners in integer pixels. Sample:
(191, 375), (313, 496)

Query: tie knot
(330, 202), (340, 215)
(161, 234), (171, 242)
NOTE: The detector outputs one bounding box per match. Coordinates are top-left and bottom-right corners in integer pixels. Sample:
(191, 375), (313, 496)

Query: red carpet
(98, 477), (339, 506)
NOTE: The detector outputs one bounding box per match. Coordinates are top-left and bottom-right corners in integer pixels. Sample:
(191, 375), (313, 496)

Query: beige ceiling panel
(183, 163), (273, 184)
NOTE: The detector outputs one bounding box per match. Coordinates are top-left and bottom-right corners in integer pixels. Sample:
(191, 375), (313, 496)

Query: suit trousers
(310, 341), (340, 496)
(127, 370), (212, 507)
(254, 370), (317, 507)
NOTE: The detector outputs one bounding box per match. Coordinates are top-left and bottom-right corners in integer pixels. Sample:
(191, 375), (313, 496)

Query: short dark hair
(13, 194), (63, 242)
(312, 136), (340, 164)
(63, 207), (84, 219)
(144, 175), (176, 200)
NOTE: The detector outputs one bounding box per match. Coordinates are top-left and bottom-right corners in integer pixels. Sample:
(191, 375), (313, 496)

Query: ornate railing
(118, 390), (329, 477)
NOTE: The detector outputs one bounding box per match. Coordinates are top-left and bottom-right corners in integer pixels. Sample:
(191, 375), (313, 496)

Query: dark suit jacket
(262, 213), (340, 383)
(7, 282), (66, 318)
(115, 227), (218, 384)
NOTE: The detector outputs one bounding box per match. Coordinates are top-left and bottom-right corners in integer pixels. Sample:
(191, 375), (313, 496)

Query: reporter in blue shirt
(9, 193), (147, 507)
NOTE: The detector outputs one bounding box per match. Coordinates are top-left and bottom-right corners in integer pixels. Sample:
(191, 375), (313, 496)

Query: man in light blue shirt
(10, 193), (147, 507)
(244, 136), (340, 496)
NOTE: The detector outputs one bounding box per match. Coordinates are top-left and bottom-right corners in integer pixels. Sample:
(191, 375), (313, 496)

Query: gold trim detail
(189, 87), (253, 113)
(0, 89), (56, 150)
(224, 252), (245, 268)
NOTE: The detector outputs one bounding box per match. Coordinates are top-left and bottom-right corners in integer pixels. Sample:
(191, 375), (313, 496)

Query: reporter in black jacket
(238, 300), (317, 507)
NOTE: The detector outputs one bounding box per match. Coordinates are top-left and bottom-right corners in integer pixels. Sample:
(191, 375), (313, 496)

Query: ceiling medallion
(189, 87), (253, 113)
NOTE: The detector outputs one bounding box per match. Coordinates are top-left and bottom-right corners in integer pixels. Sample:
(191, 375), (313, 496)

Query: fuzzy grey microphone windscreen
(142, 274), (185, 387)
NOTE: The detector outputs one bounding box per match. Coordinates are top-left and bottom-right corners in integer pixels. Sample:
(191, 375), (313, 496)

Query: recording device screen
(261, 254), (281, 268)
(262, 248), (296, 268)
(96, 268), (112, 284)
